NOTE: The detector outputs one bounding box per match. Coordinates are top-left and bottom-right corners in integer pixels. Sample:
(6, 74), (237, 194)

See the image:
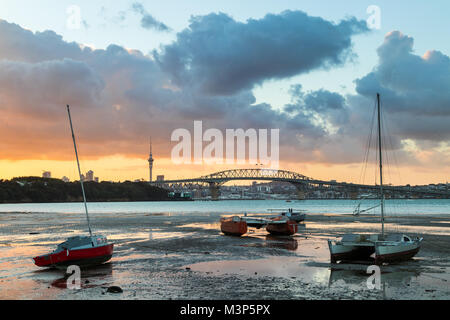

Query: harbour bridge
(152, 168), (450, 200)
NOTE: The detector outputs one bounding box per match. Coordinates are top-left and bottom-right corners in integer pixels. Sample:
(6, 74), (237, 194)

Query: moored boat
(33, 105), (114, 268)
(220, 216), (248, 236)
(375, 234), (423, 264)
(268, 208), (306, 223)
(327, 93), (423, 264)
(328, 233), (378, 263)
(281, 209), (306, 223)
(266, 217), (298, 236)
(33, 235), (113, 268)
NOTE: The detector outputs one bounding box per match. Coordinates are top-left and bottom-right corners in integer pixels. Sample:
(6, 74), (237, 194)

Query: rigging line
(382, 101), (399, 224)
(381, 104), (393, 188)
(359, 100), (377, 186)
(375, 110), (379, 187)
(380, 98), (400, 231)
(380, 100), (393, 228)
(383, 102), (403, 186)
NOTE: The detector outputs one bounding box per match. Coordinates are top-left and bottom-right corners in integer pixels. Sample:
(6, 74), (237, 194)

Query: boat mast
(376, 93), (385, 237)
(67, 105), (93, 238)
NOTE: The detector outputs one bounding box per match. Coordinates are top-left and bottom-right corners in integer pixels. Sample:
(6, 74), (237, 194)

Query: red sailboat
(33, 105), (113, 268)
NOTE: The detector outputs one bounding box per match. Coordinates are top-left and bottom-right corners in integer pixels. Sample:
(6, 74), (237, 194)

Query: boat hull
(220, 217), (247, 236)
(375, 241), (421, 264)
(33, 243), (114, 268)
(266, 220), (298, 236)
(328, 240), (375, 263)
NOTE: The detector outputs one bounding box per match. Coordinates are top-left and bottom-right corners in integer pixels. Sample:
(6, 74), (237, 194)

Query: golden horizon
(1, 156), (448, 186)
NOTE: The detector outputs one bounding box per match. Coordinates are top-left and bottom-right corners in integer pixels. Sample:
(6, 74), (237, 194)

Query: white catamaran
(328, 93), (423, 264)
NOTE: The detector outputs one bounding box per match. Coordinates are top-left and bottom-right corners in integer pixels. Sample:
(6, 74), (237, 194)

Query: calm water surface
(0, 199), (449, 215)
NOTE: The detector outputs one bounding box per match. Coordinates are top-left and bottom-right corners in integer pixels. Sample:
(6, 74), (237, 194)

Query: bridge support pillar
(209, 182), (221, 200)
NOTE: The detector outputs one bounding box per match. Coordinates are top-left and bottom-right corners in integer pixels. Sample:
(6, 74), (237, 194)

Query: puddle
(185, 256), (331, 286)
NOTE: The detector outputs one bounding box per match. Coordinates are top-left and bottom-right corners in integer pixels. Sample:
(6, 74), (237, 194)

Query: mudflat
(0, 210), (449, 300)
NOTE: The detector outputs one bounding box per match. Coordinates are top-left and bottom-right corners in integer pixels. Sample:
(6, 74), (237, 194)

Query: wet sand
(0, 210), (449, 300)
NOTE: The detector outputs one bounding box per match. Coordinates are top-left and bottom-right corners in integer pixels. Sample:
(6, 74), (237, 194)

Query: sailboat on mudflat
(328, 93), (423, 264)
(33, 105), (114, 268)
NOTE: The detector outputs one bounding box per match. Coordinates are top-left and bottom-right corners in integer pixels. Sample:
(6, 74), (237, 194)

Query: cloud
(131, 2), (171, 32)
(0, 58), (104, 118)
(0, 20), (86, 63)
(0, 18), (448, 173)
(355, 31), (450, 142)
(154, 11), (369, 95)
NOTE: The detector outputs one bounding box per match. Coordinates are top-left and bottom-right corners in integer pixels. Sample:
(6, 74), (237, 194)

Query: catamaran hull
(328, 240), (375, 263)
(375, 242), (421, 264)
(33, 244), (114, 268)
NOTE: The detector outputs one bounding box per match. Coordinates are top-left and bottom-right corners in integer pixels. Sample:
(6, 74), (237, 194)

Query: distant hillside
(0, 177), (170, 203)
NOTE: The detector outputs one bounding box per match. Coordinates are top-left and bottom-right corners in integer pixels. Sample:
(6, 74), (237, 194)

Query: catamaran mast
(377, 93), (385, 236)
(67, 105), (93, 238)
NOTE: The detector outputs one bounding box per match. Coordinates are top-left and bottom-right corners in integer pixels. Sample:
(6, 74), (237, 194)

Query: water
(0, 199), (449, 299)
(0, 199), (449, 216)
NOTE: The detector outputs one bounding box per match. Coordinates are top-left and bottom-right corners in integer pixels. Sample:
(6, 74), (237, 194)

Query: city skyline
(0, 1), (449, 185)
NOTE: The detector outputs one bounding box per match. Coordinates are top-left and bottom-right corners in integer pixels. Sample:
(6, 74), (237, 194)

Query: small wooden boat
(220, 216), (247, 236)
(268, 208), (306, 223)
(266, 217), (298, 236)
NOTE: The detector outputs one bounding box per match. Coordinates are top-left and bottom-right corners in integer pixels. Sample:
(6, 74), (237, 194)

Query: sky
(0, 0), (449, 185)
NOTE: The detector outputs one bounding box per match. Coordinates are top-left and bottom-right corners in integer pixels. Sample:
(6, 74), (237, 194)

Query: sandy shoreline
(0, 210), (449, 300)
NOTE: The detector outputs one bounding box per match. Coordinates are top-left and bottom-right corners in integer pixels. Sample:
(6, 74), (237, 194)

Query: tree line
(0, 177), (171, 203)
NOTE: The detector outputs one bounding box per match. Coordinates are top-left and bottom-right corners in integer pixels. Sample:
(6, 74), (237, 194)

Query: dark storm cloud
(154, 11), (369, 95)
(131, 2), (171, 32)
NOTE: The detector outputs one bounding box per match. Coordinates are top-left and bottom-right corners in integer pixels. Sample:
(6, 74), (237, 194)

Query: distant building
(148, 139), (154, 182)
(86, 170), (94, 182)
(94, 177), (99, 183)
(61, 176), (70, 182)
(42, 171), (51, 178)
(156, 175), (165, 181)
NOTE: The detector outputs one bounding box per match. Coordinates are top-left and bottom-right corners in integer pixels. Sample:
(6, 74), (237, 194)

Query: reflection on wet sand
(1, 208), (449, 299)
(241, 235), (299, 251)
(186, 256), (330, 285)
(327, 265), (425, 299)
(50, 263), (114, 289)
(328, 268), (420, 288)
(265, 235), (299, 251)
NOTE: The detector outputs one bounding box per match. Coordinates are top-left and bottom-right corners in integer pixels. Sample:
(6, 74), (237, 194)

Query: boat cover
(56, 236), (94, 252)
